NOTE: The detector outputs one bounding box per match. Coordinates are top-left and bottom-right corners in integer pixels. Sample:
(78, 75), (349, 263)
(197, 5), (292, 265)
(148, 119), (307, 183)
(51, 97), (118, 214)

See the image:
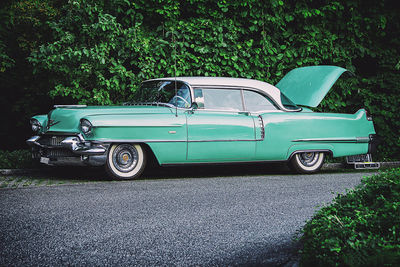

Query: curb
(1, 162), (400, 176)
(322, 161), (400, 170)
(321, 162), (347, 170)
(0, 168), (52, 176)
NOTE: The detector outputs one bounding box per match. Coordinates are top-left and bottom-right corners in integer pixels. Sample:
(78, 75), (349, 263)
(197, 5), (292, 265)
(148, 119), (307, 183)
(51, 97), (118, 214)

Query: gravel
(0, 172), (375, 266)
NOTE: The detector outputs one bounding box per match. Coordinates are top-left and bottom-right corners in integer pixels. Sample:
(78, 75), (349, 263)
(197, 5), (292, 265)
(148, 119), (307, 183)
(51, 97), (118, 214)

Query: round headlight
(80, 119), (92, 134)
(30, 119), (42, 133)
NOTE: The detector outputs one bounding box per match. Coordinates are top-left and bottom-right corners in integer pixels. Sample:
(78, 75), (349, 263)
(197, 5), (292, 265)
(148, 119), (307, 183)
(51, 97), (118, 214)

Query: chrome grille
(50, 136), (65, 146)
(37, 135), (79, 158)
(38, 135), (72, 147)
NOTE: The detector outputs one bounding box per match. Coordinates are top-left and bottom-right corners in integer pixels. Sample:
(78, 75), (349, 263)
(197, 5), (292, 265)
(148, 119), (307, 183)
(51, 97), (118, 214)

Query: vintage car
(27, 66), (379, 179)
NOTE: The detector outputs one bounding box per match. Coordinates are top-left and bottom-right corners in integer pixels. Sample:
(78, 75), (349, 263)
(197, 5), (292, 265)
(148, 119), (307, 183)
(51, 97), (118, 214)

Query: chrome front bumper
(26, 135), (109, 166)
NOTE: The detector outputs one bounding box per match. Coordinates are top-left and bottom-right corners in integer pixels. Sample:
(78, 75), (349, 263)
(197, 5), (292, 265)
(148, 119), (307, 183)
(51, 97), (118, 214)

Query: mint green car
(27, 66), (378, 179)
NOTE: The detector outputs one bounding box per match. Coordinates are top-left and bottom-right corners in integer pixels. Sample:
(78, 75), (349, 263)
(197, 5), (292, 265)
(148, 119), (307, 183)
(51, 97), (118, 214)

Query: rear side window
(243, 90), (277, 112)
(280, 92), (300, 110)
(194, 88), (243, 111)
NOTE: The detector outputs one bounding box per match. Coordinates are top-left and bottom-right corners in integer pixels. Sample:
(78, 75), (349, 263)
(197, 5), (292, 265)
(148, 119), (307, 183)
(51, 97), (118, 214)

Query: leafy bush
(1, 0), (399, 159)
(300, 168), (400, 266)
(0, 150), (36, 169)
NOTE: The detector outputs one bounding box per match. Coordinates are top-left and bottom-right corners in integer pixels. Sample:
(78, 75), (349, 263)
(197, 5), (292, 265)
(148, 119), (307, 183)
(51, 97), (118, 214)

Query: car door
(186, 88), (257, 161)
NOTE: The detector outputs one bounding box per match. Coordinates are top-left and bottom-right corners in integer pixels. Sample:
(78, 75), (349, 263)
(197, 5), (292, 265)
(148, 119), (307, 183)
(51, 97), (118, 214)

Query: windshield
(131, 80), (192, 108)
(280, 92), (300, 110)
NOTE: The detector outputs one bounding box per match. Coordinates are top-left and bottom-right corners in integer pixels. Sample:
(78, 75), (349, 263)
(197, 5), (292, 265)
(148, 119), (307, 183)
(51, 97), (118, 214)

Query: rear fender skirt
(287, 144), (335, 160)
(288, 149), (333, 160)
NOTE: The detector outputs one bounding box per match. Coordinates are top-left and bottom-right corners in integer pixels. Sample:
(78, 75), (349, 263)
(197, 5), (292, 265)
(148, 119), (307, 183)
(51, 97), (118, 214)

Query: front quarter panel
(84, 112), (188, 164)
(85, 113), (186, 142)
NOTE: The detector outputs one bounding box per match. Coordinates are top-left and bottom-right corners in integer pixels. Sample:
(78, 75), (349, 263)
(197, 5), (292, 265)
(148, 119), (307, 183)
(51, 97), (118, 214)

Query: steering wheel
(171, 95), (190, 107)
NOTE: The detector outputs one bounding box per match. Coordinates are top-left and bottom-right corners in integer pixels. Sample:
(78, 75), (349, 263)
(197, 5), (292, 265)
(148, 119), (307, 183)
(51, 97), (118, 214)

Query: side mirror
(191, 102), (198, 110)
(188, 102), (198, 114)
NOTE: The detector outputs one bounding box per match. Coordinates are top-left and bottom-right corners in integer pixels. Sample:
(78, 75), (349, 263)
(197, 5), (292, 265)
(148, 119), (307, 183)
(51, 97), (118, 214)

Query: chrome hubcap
(298, 152), (319, 167)
(112, 144), (138, 173)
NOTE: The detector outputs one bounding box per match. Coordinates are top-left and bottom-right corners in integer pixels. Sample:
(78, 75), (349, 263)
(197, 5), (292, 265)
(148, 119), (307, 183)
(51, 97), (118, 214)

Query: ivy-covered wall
(0, 0), (399, 159)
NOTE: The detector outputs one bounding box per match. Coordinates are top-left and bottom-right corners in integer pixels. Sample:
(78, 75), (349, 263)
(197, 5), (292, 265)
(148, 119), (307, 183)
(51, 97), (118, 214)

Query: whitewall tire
(106, 143), (146, 180)
(289, 152), (325, 174)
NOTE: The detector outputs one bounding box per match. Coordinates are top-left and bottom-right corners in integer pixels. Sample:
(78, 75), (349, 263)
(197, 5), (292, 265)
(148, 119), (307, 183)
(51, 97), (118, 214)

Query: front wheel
(289, 152), (325, 174)
(106, 143), (146, 180)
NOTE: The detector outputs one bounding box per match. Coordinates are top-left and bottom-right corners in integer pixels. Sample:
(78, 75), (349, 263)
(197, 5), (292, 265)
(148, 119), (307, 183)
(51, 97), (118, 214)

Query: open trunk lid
(275, 66), (348, 107)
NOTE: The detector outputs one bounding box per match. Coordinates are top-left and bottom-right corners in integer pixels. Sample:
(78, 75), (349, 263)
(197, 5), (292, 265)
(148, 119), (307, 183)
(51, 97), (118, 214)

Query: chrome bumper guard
(60, 136), (107, 155)
(27, 135), (107, 155)
(26, 135), (109, 166)
(346, 154), (380, 169)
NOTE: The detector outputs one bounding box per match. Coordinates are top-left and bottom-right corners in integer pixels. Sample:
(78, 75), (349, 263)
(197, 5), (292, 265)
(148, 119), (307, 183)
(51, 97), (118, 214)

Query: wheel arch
(287, 149), (333, 161)
(106, 142), (161, 166)
(287, 143), (335, 161)
(140, 142), (161, 166)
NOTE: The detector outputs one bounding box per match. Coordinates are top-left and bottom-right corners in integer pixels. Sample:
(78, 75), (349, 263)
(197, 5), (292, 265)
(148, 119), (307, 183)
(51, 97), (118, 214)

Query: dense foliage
(0, 149), (36, 168)
(1, 0), (399, 159)
(300, 168), (400, 266)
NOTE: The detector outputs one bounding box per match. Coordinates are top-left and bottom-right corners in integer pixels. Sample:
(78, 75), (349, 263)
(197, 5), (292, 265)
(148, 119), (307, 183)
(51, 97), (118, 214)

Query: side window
(194, 88), (205, 108)
(243, 90), (277, 112)
(195, 88), (243, 111)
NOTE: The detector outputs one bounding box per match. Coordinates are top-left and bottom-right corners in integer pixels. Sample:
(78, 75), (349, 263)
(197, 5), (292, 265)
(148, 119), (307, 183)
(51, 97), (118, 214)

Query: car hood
(275, 66), (348, 107)
(42, 105), (175, 133)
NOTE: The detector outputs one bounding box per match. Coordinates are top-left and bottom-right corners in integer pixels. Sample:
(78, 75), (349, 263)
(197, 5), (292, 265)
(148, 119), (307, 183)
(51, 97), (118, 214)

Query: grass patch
(299, 168), (400, 266)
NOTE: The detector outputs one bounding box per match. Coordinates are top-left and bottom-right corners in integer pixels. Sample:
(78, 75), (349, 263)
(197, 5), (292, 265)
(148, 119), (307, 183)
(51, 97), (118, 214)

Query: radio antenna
(173, 29), (178, 117)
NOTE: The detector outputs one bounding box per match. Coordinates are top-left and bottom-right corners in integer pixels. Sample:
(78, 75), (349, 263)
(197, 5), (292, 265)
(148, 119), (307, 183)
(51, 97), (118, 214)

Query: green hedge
(300, 168), (400, 266)
(0, 150), (36, 169)
(1, 0), (399, 159)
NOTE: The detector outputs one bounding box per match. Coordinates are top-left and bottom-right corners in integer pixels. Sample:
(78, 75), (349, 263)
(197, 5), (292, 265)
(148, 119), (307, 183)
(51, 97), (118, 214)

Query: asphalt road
(0, 171), (375, 266)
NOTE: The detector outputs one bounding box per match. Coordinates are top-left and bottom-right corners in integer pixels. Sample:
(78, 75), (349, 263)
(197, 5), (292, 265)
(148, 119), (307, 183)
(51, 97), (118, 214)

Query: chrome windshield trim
(54, 105), (87, 108)
(138, 80), (194, 109)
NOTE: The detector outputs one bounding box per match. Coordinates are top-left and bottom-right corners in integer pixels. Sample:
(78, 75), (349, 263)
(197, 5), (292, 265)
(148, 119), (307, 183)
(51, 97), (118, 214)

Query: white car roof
(147, 77), (283, 108)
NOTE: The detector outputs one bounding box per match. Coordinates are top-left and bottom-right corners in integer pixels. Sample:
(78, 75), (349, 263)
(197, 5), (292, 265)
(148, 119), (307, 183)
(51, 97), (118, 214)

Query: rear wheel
(106, 143), (146, 180)
(289, 152), (325, 174)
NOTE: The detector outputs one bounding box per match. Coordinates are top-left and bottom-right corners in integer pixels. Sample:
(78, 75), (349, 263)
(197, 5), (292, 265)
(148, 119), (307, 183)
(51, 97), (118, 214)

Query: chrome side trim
(96, 139), (264, 143)
(356, 137), (370, 143)
(188, 139), (260, 142)
(292, 137), (370, 143)
(29, 137), (265, 147)
(161, 159), (287, 166)
(98, 139), (187, 143)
